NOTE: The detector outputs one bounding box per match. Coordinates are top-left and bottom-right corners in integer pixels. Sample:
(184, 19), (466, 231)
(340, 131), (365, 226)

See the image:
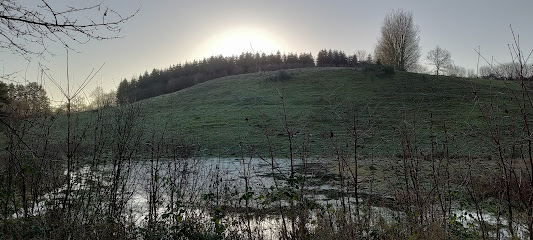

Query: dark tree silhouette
(5, 82), (50, 116)
(0, 82), (7, 104)
(317, 49), (351, 67)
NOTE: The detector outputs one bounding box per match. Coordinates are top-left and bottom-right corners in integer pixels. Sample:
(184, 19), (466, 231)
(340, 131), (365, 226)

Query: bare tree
(447, 65), (467, 77)
(0, 0), (137, 59)
(411, 63), (430, 74)
(90, 86), (116, 110)
(467, 68), (477, 78)
(55, 95), (88, 113)
(426, 45), (452, 75)
(355, 50), (368, 63)
(375, 9), (420, 71)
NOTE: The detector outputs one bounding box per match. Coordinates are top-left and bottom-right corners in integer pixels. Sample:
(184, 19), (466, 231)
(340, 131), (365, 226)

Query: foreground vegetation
(2, 67), (533, 239)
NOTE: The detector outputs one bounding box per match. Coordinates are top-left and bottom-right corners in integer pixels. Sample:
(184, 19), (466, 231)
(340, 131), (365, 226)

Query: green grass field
(50, 67), (522, 158)
(103, 68), (519, 157)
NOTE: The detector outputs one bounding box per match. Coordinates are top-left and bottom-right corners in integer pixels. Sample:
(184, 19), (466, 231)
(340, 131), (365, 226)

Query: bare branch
(0, 0), (139, 59)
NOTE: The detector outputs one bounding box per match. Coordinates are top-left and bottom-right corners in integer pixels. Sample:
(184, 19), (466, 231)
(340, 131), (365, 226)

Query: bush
(268, 70), (292, 82)
(363, 63), (395, 78)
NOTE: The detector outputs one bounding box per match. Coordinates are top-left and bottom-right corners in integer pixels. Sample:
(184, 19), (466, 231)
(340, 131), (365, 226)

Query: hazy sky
(2, 0), (533, 104)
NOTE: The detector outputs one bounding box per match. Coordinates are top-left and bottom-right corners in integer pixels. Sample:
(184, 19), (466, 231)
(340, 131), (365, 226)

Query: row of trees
(56, 86), (117, 113)
(371, 9), (456, 76)
(317, 49), (359, 67)
(375, 10), (531, 81)
(479, 62), (533, 80)
(424, 45), (533, 80)
(0, 82), (116, 117)
(2, 82), (50, 117)
(116, 51), (317, 104)
(116, 48), (381, 104)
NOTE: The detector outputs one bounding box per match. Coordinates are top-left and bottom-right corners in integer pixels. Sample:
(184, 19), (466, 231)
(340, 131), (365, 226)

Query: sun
(204, 28), (280, 57)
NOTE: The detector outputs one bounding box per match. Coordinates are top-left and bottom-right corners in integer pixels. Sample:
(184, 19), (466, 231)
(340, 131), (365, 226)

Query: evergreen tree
(116, 79), (131, 104)
(317, 49), (328, 67)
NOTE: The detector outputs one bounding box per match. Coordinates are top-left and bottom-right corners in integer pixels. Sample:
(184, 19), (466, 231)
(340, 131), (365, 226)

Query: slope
(120, 67), (520, 157)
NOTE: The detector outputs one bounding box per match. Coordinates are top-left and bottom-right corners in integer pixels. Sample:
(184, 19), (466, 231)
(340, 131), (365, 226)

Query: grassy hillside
(105, 68), (517, 157)
(52, 67), (521, 158)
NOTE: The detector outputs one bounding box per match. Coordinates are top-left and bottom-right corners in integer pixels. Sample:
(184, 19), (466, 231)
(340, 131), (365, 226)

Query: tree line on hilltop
(116, 49), (367, 104)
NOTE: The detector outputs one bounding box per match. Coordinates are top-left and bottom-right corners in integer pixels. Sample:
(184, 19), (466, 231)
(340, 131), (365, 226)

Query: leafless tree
(90, 86), (116, 110)
(375, 9), (420, 71)
(426, 45), (451, 76)
(411, 63), (430, 74)
(0, 0), (137, 59)
(355, 50), (368, 63)
(447, 65), (467, 78)
(477, 62), (533, 79)
(467, 68), (477, 78)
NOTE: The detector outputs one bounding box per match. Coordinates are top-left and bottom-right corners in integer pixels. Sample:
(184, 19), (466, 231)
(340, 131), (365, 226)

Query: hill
(88, 67), (518, 158)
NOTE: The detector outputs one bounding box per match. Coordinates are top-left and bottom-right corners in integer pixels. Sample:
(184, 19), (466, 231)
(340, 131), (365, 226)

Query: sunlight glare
(205, 28), (280, 57)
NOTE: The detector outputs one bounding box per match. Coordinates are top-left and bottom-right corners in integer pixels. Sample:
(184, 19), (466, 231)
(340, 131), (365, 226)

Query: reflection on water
(37, 157), (528, 238)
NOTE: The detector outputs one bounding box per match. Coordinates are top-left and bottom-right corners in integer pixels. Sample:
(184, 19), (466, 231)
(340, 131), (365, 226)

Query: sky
(2, 0), (533, 104)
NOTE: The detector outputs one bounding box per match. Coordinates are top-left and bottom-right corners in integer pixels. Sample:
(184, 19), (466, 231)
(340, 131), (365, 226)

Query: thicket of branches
(0, 0), (136, 59)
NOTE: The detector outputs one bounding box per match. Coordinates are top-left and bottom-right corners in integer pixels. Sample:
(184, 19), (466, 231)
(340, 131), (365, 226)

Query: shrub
(268, 70), (292, 82)
(363, 63), (395, 78)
